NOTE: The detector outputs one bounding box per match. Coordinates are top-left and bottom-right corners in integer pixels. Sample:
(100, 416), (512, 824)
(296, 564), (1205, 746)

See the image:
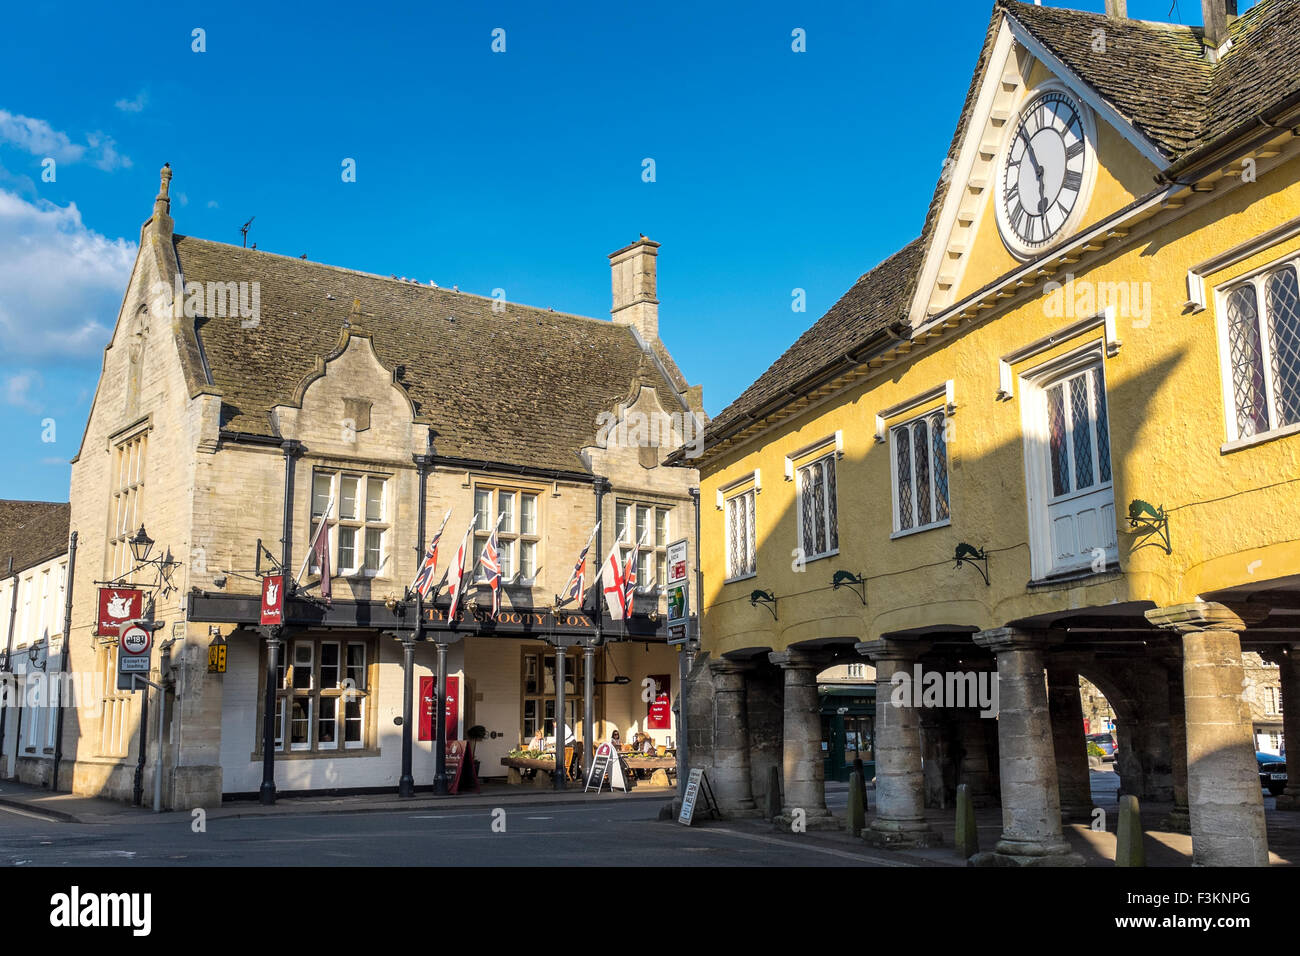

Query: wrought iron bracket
(831, 570), (867, 606)
(749, 589), (778, 620)
(1124, 499), (1171, 554)
(954, 543), (990, 586)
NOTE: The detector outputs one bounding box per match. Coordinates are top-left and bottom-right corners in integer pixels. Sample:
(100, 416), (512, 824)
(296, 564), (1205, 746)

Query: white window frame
(266, 637), (371, 754)
(310, 471), (391, 579)
(1018, 339), (1116, 581)
(107, 431), (148, 581)
(1214, 251), (1300, 450)
(615, 501), (671, 594)
(888, 408), (952, 538)
(794, 453), (839, 562)
(723, 488), (757, 583)
(473, 484), (541, 585)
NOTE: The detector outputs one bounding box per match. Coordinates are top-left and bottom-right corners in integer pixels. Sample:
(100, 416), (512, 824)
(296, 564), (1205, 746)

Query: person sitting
(640, 734), (656, 755)
(609, 729), (622, 751)
(528, 728), (546, 752)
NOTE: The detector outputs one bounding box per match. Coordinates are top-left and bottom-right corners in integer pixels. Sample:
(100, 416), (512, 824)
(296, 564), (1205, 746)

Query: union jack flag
(479, 520), (503, 619)
(446, 514), (478, 621)
(410, 508), (452, 599)
(560, 522), (599, 606)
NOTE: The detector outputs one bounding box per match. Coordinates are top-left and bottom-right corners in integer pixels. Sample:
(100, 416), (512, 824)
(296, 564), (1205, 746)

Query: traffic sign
(117, 623), (154, 691)
(666, 539), (688, 585)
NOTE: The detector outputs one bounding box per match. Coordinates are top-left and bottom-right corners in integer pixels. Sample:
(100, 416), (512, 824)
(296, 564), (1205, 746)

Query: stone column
(1047, 664), (1093, 821)
(1145, 603), (1269, 866)
(971, 628), (1082, 866)
(857, 639), (938, 848)
(767, 649), (836, 829)
(707, 658), (758, 816)
(1266, 644), (1300, 812)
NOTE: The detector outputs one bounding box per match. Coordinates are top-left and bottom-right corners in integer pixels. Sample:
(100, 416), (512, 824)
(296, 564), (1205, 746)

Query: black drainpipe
(51, 531), (77, 790)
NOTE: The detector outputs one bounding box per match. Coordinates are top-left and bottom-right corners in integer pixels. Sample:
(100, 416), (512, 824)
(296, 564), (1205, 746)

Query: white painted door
(1043, 364), (1116, 574)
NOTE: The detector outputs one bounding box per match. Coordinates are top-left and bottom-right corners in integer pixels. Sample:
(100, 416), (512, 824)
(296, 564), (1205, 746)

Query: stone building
(54, 168), (701, 807)
(675, 0), (1300, 865)
(0, 501), (71, 784)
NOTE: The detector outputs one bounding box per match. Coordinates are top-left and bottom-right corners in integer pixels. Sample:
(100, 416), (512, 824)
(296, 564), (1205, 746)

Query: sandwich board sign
(677, 767), (719, 826)
(585, 742), (614, 792)
(584, 742), (635, 793)
(117, 623), (153, 691)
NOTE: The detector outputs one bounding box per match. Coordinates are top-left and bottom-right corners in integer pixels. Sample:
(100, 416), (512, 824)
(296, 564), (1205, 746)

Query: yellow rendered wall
(700, 154), (1300, 658)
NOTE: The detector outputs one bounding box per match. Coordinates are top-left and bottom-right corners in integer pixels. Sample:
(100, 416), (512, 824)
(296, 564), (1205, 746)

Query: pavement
(1, 768), (1296, 866)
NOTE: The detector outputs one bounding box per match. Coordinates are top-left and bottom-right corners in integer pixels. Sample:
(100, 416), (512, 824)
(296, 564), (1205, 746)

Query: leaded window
(1223, 261), (1300, 440)
(796, 454), (838, 559)
(891, 411), (950, 533)
(725, 489), (756, 580)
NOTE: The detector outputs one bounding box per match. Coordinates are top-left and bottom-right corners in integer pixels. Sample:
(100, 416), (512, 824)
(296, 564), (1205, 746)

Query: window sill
(800, 548), (839, 564)
(723, 572), (758, 585)
(890, 519), (951, 540)
(251, 747), (380, 761)
(1026, 565), (1123, 592)
(1221, 421), (1300, 455)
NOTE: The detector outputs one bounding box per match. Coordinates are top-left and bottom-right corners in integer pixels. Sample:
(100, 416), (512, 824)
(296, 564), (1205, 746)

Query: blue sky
(0, 0), (1239, 501)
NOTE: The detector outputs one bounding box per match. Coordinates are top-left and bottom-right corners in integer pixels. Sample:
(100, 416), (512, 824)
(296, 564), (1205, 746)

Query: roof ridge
(172, 233), (615, 329)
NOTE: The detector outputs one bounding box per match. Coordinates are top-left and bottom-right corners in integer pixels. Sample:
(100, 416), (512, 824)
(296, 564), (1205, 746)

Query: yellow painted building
(674, 0), (1300, 865)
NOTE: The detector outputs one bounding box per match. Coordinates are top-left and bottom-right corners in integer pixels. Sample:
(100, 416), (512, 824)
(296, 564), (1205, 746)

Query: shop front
(820, 685), (875, 784)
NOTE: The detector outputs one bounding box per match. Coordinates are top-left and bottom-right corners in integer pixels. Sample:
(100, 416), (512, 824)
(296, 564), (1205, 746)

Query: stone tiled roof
(703, 240), (925, 443)
(701, 0), (1299, 455)
(174, 237), (692, 474)
(0, 501), (70, 576)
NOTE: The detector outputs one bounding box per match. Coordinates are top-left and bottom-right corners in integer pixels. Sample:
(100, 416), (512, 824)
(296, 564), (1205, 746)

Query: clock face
(998, 89), (1089, 256)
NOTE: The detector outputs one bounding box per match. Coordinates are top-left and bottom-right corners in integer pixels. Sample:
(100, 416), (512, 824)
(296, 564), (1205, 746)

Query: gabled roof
(0, 501), (70, 577)
(699, 0), (1300, 459)
(174, 237), (694, 474)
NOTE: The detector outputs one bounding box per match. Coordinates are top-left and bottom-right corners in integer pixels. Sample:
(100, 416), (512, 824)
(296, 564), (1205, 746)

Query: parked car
(1257, 752), (1287, 796)
(1087, 733), (1117, 761)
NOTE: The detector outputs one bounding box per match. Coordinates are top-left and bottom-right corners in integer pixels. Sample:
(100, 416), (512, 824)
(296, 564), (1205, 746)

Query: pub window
(473, 485), (540, 583)
(519, 647), (597, 745)
(615, 501), (670, 592)
(310, 472), (390, 577)
(107, 431), (148, 580)
(262, 636), (373, 754)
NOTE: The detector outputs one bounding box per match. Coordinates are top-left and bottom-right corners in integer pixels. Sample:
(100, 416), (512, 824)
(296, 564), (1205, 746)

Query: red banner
(647, 673), (671, 730)
(259, 575), (284, 626)
(96, 588), (144, 636)
(418, 675), (460, 742)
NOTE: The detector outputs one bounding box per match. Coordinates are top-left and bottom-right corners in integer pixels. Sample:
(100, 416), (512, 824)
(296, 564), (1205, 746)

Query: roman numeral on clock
(1063, 169), (1083, 192)
(1066, 140), (1084, 160)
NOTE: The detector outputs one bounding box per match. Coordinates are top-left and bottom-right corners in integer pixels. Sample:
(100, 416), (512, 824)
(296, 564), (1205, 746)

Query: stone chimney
(1104, 0), (1127, 18)
(1202, 0), (1238, 54)
(609, 237), (660, 341)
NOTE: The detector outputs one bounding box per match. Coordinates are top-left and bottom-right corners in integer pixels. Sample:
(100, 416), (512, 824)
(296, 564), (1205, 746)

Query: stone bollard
(847, 771), (865, 837)
(1115, 794), (1145, 867)
(765, 766), (782, 820)
(955, 783), (979, 860)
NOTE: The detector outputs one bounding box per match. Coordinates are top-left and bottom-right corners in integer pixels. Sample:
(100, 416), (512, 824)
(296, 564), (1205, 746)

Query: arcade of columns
(696, 601), (1295, 866)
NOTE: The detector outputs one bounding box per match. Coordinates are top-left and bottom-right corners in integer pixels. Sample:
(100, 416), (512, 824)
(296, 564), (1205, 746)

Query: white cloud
(207, 199), (219, 208)
(0, 109), (131, 171)
(2, 370), (43, 411)
(0, 189), (137, 360)
(114, 91), (147, 113)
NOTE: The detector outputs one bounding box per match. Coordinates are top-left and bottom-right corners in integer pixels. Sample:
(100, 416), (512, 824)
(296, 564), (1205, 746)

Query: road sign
(666, 539), (688, 585)
(117, 623), (154, 691)
(668, 624), (688, 646)
(666, 582), (688, 628)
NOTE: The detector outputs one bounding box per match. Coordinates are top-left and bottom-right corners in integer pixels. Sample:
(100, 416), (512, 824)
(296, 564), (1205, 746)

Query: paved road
(0, 797), (896, 867)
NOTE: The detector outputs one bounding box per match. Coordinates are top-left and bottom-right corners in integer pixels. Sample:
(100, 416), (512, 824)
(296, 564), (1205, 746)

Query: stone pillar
(1266, 644), (1300, 811)
(1047, 665), (1093, 821)
(768, 649), (836, 829)
(1146, 603), (1269, 866)
(971, 628), (1082, 866)
(919, 709), (948, 809)
(857, 639), (938, 848)
(707, 658), (758, 816)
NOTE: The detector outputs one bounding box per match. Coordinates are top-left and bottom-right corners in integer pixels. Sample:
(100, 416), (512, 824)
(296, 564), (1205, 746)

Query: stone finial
(153, 163), (172, 217)
(345, 297), (361, 329)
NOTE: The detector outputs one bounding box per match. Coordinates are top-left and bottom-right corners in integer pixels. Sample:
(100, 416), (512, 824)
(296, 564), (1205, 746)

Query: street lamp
(129, 525), (155, 564)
